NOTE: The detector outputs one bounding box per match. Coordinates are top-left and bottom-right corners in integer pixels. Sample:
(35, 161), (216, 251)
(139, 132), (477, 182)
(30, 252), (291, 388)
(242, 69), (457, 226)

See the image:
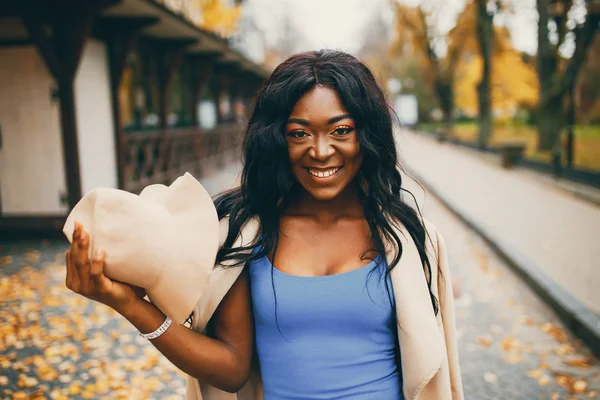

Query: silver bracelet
(139, 317), (172, 340)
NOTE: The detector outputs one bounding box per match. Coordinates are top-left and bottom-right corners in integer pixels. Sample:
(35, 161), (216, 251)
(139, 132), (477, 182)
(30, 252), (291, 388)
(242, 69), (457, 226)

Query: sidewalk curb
(407, 167), (600, 358)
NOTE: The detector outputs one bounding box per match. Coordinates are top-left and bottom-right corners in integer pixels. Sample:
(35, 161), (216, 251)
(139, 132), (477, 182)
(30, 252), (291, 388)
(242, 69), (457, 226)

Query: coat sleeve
(434, 227), (464, 399)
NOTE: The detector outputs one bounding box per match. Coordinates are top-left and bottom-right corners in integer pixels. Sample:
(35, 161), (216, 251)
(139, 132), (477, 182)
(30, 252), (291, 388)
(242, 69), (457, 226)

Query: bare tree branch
(554, 11), (599, 98)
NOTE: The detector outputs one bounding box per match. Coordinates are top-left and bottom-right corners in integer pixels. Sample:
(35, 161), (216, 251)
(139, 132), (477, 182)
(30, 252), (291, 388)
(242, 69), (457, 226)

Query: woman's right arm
(66, 222), (253, 393)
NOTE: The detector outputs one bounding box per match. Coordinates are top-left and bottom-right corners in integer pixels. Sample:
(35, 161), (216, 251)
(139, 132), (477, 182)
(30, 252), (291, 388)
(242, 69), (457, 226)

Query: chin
(303, 186), (345, 201)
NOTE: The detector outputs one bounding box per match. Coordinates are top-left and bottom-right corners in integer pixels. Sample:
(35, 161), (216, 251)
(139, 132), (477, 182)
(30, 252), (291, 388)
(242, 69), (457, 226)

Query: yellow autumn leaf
(476, 334), (493, 348)
(12, 391), (28, 400)
(572, 380), (587, 394)
(527, 369), (542, 379)
(563, 355), (595, 370)
(542, 322), (569, 343)
(506, 352), (521, 364)
(555, 373), (573, 390)
(500, 336), (520, 352)
(538, 375), (551, 386)
(556, 343), (576, 356)
(68, 382), (82, 395)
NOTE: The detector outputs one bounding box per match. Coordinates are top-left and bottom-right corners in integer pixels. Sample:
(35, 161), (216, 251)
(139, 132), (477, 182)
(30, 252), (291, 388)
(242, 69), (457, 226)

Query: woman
(66, 50), (463, 399)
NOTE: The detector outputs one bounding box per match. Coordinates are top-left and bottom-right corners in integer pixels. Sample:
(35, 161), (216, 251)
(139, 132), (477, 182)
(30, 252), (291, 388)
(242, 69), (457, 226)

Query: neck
(286, 182), (365, 223)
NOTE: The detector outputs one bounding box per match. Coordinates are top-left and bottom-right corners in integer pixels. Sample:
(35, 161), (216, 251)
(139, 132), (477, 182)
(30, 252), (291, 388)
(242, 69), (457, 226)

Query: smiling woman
(208, 50), (463, 399)
(285, 88), (363, 201)
(64, 50), (463, 400)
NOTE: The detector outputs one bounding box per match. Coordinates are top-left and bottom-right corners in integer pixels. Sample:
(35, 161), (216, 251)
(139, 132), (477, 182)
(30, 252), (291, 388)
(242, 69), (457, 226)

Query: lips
(306, 167), (341, 178)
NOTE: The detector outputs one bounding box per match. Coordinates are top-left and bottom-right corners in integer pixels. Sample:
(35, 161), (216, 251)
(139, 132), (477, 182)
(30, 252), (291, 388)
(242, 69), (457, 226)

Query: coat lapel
(386, 222), (445, 400)
(193, 218), (260, 332)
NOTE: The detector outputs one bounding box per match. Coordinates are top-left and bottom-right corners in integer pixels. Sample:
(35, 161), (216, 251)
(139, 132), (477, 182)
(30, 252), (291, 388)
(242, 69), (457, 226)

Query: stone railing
(122, 123), (243, 193)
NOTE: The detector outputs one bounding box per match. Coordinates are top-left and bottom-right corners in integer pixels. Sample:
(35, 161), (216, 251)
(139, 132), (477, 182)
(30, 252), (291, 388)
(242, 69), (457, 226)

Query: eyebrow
(286, 114), (353, 126)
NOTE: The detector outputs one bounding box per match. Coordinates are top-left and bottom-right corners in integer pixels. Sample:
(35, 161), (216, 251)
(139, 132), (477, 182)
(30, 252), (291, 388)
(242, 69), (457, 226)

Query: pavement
(403, 175), (600, 399)
(1, 153), (600, 398)
(398, 129), (600, 355)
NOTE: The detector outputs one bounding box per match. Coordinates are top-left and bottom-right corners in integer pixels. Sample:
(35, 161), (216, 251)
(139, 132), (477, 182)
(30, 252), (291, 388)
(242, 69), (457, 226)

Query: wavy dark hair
(212, 49), (438, 316)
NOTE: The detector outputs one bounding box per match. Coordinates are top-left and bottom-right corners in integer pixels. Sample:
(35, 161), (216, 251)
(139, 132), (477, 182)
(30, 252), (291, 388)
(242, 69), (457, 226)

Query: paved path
(404, 177), (600, 399)
(1, 164), (599, 398)
(397, 130), (600, 315)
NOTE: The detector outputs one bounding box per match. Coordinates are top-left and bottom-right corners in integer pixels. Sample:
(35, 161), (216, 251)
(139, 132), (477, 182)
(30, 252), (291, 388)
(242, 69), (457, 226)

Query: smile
(307, 167), (341, 178)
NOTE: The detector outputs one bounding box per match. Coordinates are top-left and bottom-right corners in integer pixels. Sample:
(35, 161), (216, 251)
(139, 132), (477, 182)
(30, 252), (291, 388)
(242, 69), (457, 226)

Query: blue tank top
(249, 253), (402, 399)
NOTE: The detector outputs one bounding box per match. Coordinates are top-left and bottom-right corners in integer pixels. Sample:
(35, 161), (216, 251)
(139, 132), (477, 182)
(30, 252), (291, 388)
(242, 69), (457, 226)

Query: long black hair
(213, 49), (438, 316)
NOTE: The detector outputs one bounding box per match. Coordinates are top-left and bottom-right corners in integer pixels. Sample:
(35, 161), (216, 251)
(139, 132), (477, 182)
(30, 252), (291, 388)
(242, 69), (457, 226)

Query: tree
(156, 0), (242, 37)
(475, 0), (495, 148)
(393, 1), (472, 131)
(536, 0), (599, 151)
(273, 12), (302, 60)
(454, 27), (539, 119)
(576, 35), (600, 122)
(198, 0), (242, 37)
(358, 6), (397, 84)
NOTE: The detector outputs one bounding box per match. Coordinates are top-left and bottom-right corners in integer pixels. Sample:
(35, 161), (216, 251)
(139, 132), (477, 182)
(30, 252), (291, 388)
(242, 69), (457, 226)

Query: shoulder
(393, 216), (443, 256)
(421, 218), (451, 290)
(422, 217), (444, 253)
(400, 216), (448, 276)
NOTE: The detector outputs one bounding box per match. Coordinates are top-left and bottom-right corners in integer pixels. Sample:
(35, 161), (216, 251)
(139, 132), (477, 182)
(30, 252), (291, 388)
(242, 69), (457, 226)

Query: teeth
(308, 167), (339, 178)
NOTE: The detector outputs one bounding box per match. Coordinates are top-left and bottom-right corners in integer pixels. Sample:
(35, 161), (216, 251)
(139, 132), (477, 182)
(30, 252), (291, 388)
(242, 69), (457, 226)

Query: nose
(309, 135), (335, 161)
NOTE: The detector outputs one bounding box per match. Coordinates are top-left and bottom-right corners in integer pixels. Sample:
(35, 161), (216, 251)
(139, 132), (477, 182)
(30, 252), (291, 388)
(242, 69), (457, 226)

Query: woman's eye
(287, 130), (308, 138)
(332, 126), (355, 136)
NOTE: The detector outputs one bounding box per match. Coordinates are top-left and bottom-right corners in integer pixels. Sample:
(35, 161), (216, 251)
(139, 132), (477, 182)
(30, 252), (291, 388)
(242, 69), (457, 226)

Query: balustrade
(122, 123), (242, 193)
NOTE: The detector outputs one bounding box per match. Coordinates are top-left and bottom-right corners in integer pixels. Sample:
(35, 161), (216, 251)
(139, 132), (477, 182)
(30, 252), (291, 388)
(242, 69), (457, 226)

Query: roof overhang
(101, 0), (269, 78)
(0, 0), (269, 79)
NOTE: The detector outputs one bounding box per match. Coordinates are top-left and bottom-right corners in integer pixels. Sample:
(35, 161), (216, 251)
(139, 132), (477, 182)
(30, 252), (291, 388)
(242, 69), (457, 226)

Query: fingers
(66, 222), (82, 292)
(65, 249), (73, 289)
(66, 222), (117, 305)
(90, 249), (117, 303)
(72, 221), (82, 247)
(75, 230), (92, 293)
(69, 221), (90, 294)
(90, 248), (108, 286)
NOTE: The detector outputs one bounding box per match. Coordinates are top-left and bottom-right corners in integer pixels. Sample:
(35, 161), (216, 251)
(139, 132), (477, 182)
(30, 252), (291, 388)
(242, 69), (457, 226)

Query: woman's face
(285, 86), (363, 201)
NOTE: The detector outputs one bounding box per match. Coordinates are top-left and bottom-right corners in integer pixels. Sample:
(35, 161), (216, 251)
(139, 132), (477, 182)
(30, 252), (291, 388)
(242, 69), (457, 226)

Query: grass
(417, 122), (600, 172)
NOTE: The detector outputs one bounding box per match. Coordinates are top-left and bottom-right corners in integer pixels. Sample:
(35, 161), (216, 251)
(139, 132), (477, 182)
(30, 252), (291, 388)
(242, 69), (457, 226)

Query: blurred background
(0, 0), (599, 398)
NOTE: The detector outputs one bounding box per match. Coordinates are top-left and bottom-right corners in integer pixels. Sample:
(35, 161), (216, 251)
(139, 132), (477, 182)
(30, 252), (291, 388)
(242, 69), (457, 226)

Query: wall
(0, 46), (67, 215)
(74, 38), (118, 195)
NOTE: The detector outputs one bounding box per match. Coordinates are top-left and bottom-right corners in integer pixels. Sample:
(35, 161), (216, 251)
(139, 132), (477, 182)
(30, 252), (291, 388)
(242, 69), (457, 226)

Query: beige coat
(185, 217), (464, 400)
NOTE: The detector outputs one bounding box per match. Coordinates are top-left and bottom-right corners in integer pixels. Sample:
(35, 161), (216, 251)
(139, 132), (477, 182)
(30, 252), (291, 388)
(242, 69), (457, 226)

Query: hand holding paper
(63, 173), (220, 324)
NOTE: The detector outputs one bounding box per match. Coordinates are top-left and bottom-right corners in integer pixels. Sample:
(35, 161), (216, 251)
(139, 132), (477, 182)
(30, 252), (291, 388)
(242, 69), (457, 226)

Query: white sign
(198, 100), (217, 129)
(394, 94), (419, 126)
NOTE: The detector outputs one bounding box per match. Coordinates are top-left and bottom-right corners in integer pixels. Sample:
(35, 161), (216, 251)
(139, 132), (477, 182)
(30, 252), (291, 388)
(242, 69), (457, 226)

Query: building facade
(0, 0), (268, 237)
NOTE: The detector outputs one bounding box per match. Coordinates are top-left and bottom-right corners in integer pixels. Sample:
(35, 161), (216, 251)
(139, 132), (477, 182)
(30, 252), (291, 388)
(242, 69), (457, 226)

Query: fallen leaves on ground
(563, 355), (596, 371)
(553, 372), (590, 394)
(0, 250), (187, 399)
(476, 334), (493, 348)
(542, 322), (570, 343)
